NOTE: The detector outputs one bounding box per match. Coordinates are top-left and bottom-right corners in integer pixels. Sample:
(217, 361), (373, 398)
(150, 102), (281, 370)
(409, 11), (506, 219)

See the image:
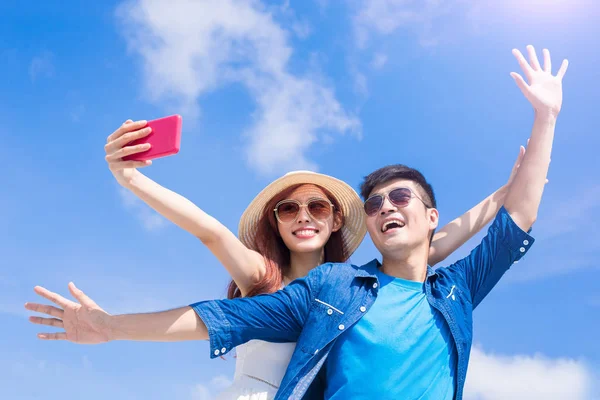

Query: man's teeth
(382, 220), (405, 232)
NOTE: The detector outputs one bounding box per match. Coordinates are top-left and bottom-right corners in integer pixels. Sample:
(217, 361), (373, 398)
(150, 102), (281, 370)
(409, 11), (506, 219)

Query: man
(25, 46), (568, 399)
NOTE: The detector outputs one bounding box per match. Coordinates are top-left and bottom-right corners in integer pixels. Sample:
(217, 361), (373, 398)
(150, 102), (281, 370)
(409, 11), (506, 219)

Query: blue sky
(1, 0), (599, 398)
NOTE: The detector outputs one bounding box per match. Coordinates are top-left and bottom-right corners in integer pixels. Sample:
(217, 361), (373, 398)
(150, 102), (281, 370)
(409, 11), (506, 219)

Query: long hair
(227, 184), (348, 299)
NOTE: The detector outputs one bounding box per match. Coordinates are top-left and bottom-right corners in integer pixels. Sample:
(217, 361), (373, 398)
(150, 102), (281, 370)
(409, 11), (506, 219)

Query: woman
(103, 119), (524, 399)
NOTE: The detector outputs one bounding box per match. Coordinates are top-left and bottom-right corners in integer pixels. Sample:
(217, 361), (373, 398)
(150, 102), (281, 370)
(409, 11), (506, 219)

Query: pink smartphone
(123, 115), (182, 161)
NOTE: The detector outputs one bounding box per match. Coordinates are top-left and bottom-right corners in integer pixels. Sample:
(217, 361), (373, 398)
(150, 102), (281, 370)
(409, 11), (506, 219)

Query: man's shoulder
(313, 259), (378, 282)
(307, 260), (377, 299)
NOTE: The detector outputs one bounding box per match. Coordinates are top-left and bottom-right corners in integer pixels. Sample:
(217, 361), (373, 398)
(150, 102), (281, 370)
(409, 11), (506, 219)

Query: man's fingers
(510, 72), (530, 97)
(512, 49), (533, 81)
(33, 286), (71, 309)
(29, 316), (64, 328)
(68, 282), (95, 307)
(557, 59), (569, 80)
(25, 302), (64, 318)
(37, 332), (67, 341)
(542, 48), (552, 73)
(526, 45), (541, 71)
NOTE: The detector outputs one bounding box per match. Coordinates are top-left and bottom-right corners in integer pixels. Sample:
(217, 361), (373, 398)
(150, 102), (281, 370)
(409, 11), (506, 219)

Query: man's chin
(380, 233), (408, 246)
(376, 236), (413, 253)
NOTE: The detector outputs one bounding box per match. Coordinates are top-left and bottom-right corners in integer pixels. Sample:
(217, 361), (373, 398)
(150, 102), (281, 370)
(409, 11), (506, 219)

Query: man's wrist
(534, 109), (558, 125)
(106, 314), (122, 341)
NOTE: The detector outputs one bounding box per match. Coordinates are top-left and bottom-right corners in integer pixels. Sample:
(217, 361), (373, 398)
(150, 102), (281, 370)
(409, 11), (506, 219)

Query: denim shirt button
(360, 306), (366, 312)
(221, 347), (227, 353)
(338, 324), (345, 330)
(523, 239), (529, 245)
(520, 247), (526, 253)
(372, 282), (378, 289)
(314, 349), (319, 355)
(327, 309), (333, 315)
(214, 349), (220, 356)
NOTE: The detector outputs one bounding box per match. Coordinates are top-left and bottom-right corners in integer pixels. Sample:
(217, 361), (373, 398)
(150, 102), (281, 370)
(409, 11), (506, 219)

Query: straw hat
(238, 171), (367, 260)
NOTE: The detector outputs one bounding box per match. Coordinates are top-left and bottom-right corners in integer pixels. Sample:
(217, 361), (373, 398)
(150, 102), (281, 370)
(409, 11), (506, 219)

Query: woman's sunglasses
(363, 187), (431, 216)
(274, 198), (334, 223)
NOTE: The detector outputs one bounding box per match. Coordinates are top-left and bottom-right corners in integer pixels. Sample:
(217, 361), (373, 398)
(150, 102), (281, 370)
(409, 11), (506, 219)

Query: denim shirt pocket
(444, 284), (473, 346)
(300, 298), (345, 354)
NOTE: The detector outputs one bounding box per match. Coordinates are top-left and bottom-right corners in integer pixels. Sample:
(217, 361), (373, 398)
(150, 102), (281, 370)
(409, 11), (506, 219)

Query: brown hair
(227, 184), (348, 299)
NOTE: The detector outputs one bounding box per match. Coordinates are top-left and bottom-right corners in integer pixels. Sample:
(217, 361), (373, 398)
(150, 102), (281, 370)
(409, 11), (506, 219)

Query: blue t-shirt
(324, 268), (456, 399)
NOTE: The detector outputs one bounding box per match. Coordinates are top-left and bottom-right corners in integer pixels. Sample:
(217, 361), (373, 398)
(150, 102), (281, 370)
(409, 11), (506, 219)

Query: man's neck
(380, 246), (429, 282)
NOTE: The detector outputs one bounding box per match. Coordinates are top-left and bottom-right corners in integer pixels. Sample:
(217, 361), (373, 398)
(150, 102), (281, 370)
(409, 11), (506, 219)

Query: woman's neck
(285, 250), (324, 283)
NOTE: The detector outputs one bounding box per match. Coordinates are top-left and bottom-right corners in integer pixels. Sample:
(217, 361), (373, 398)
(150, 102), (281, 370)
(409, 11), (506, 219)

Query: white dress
(216, 340), (297, 399)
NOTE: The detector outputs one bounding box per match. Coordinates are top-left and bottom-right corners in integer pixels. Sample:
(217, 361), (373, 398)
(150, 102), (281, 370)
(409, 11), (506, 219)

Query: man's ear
(428, 208), (439, 231)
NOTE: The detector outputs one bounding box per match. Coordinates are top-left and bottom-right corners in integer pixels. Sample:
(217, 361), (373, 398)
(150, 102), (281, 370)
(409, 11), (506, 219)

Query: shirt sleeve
(444, 206), (535, 309)
(190, 263), (330, 359)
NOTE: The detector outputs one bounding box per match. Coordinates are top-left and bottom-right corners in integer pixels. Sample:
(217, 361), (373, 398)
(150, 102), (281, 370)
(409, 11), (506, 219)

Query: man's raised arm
(504, 45), (569, 231)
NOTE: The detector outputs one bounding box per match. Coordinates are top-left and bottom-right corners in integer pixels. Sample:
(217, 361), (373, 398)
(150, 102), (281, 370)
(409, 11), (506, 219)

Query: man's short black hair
(360, 164), (437, 209)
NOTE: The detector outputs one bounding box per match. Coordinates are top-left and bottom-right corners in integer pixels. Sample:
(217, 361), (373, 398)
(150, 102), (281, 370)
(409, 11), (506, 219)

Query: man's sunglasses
(274, 198), (334, 223)
(363, 187), (431, 216)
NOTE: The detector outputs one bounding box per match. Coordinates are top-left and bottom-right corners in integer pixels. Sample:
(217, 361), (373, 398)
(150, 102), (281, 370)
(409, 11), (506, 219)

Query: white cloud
(29, 51), (55, 82)
(191, 383), (211, 400)
(465, 346), (594, 400)
(441, 182), (600, 283)
(116, 0), (360, 175)
(352, 0), (585, 51)
(190, 375), (232, 400)
(352, 0), (478, 49)
(370, 52), (388, 69)
(504, 184), (600, 282)
(348, 0), (464, 98)
(118, 187), (167, 231)
(535, 184), (600, 241)
(277, 0), (313, 39)
(210, 374), (233, 390)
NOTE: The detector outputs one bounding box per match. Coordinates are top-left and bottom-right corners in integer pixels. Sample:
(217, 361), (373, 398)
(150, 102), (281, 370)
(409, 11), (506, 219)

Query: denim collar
(355, 258), (436, 280)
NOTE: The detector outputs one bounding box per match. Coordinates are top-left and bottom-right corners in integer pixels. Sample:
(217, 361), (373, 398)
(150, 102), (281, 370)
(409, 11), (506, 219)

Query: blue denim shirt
(191, 207), (534, 399)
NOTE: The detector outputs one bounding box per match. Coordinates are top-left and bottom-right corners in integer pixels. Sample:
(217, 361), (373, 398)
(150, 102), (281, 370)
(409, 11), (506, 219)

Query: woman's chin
(287, 236), (326, 253)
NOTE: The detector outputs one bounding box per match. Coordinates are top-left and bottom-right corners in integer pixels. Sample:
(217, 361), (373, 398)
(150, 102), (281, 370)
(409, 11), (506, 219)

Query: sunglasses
(274, 198), (334, 223)
(364, 187), (431, 216)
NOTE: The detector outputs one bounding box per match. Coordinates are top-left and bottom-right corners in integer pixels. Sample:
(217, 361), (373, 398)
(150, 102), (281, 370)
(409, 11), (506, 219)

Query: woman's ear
(332, 212), (343, 232)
